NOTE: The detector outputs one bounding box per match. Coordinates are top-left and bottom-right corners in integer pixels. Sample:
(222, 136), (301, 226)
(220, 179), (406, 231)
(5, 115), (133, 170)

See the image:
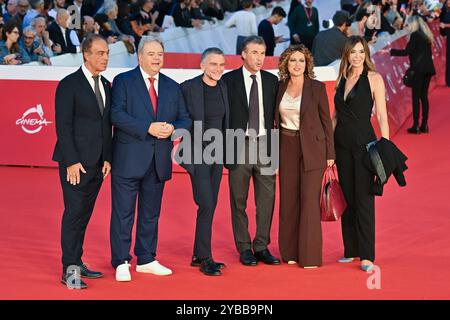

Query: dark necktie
(92, 75), (104, 116)
(249, 74), (260, 137)
(148, 77), (158, 115)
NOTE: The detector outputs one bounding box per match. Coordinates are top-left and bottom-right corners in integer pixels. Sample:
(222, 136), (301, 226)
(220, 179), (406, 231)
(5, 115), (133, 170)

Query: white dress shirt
(82, 64), (106, 107)
(242, 66), (265, 137)
(225, 10), (257, 37)
(140, 66), (159, 96)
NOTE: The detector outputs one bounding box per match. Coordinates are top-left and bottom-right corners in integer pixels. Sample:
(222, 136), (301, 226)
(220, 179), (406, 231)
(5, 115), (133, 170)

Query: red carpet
(1, 86), (449, 300)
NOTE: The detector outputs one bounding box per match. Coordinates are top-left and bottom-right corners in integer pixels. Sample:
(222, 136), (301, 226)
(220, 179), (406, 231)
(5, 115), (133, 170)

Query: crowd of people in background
(0, 0), (449, 76)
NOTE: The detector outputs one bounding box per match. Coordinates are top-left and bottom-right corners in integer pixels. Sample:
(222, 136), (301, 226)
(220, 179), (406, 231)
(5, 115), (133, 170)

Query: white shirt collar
(242, 66), (261, 81)
(82, 64), (101, 81)
(140, 66), (159, 83)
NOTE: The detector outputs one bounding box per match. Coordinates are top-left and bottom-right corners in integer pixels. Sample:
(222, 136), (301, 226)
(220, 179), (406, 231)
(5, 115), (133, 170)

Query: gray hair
(56, 8), (69, 19)
(103, 0), (118, 15)
(138, 35), (164, 54)
(22, 26), (37, 35)
(29, 0), (43, 9)
(30, 16), (46, 28)
(201, 47), (224, 63)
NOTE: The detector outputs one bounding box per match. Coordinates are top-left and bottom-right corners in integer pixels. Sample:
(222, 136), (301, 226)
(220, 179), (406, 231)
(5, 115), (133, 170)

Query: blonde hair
(405, 15), (434, 44)
(336, 36), (376, 88)
(278, 44), (315, 81)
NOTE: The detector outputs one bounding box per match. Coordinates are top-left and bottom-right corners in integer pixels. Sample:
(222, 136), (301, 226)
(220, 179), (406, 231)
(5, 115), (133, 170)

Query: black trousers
(228, 137), (276, 254)
(190, 163), (223, 260)
(411, 72), (432, 127)
(236, 35), (247, 55)
(335, 146), (375, 262)
(59, 162), (103, 273)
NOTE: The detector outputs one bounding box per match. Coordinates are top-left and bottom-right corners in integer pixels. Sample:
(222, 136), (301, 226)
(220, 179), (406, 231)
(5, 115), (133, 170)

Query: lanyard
(304, 6), (313, 21)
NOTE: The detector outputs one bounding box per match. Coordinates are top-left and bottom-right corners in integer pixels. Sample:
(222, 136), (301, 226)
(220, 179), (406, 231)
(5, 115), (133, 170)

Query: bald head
(83, 16), (95, 33)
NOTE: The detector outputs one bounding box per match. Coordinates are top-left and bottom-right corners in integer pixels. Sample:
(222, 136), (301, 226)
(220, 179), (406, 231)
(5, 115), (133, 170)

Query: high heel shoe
(407, 126), (420, 134)
(360, 264), (374, 272)
(337, 257), (355, 263)
(360, 260), (374, 272)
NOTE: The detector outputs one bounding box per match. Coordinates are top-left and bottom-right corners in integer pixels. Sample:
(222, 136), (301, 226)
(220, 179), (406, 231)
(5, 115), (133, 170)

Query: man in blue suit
(110, 36), (191, 282)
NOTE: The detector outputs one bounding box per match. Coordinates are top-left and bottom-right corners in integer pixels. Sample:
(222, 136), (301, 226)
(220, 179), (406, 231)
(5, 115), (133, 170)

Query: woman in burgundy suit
(275, 45), (335, 268)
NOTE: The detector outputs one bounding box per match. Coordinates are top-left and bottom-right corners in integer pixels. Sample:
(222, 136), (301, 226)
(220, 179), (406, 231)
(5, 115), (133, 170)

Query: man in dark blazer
(48, 9), (80, 54)
(222, 36), (281, 267)
(110, 36), (191, 282)
(312, 10), (350, 66)
(53, 34), (112, 289)
(178, 47), (229, 276)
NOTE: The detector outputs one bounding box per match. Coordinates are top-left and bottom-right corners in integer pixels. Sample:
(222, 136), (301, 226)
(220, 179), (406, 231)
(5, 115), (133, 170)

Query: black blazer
(390, 31), (436, 75)
(179, 75), (230, 175)
(52, 67), (112, 167)
(221, 67), (279, 170)
(48, 21), (77, 54)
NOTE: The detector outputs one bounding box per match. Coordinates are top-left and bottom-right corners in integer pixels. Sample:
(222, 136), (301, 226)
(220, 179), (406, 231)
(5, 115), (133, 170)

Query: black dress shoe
(200, 259), (221, 276)
(407, 126), (420, 134)
(191, 256), (225, 269)
(239, 249), (257, 266)
(61, 270), (87, 289)
(80, 263), (103, 279)
(254, 249), (281, 265)
(420, 124), (429, 133)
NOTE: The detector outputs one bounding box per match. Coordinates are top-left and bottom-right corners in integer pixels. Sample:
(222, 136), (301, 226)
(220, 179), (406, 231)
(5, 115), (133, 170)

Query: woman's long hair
(405, 15), (434, 44)
(336, 36), (376, 88)
(1, 21), (20, 55)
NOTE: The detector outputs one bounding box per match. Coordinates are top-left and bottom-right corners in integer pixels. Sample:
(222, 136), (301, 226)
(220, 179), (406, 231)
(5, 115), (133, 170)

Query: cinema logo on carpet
(16, 104), (52, 134)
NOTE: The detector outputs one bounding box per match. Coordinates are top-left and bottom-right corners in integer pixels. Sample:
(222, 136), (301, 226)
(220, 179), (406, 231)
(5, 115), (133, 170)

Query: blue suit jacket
(110, 66), (192, 181)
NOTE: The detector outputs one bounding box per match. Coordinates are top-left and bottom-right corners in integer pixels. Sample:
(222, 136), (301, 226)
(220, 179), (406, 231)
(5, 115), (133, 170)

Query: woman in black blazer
(389, 15), (435, 134)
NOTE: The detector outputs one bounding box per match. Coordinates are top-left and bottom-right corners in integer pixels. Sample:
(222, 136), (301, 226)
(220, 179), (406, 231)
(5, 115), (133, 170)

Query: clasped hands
(148, 122), (174, 139)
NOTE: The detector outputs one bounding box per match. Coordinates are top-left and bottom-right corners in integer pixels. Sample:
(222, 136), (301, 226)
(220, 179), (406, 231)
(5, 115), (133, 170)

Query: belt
(280, 127), (300, 136)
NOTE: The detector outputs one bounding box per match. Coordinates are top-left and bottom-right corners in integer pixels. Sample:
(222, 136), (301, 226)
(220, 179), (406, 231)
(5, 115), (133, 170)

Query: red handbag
(320, 165), (347, 222)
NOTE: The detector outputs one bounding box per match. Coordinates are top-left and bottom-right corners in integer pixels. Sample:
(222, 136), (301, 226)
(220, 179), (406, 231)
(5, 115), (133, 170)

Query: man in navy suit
(110, 36), (191, 282)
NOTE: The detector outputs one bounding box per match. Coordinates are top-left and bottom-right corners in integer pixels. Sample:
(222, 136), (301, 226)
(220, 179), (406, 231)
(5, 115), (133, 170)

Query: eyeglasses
(19, 4), (29, 8)
(11, 31), (20, 35)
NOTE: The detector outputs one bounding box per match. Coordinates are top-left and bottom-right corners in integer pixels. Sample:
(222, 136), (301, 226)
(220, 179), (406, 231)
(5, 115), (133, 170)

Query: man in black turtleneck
(179, 47), (229, 276)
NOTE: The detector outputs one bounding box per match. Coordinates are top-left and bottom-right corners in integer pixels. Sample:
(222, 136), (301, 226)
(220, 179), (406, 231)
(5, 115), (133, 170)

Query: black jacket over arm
(221, 67), (279, 170)
(52, 67), (113, 167)
(390, 31), (436, 75)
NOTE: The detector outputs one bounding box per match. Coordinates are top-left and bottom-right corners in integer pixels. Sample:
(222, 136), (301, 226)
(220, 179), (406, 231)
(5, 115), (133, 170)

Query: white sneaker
(115, 261), (132, 282)
(136, 260), (173, 276)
